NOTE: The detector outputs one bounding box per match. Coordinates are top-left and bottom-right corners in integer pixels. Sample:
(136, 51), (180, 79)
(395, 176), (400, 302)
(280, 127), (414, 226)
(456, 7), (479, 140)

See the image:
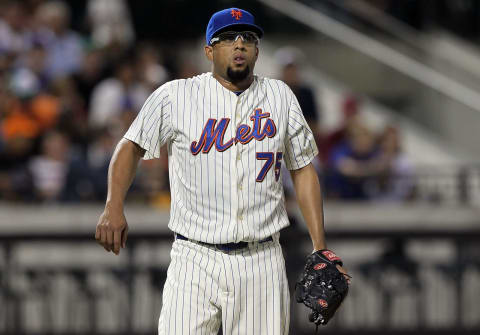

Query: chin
(227, 65), (251, 83)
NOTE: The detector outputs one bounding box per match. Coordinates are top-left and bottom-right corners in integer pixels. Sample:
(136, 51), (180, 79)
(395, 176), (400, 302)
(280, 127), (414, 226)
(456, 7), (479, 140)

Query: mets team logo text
(190, 109), (276, 155)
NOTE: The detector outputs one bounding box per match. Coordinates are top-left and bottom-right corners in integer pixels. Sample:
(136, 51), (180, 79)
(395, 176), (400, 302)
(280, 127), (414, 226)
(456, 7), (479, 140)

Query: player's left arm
(289, 163), (349, 279)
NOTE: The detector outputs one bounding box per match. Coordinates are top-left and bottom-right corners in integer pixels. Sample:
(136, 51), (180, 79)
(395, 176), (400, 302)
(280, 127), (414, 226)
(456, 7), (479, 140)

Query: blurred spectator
(0, 1), (32, 57)
(50, 76), (89, 149)
(35, 0), (85, 80)
(136, 42), (169, 90)
(326, 122), (380, 199)
(176, 59), (201, 79)
(88, 56), (149, 134)
(72, 46), (107, 110)
(368, 125), (414, 201)
(83, 127), (116, 201)
(319, 94), (360, 163)
(275, 46), (321, 142)
(86, 0), (134, 50)
(0, 81), (35, 200)
(1, 88), (59, 154)
(10, 43), (48, 93)
(28, 130), (70, 201)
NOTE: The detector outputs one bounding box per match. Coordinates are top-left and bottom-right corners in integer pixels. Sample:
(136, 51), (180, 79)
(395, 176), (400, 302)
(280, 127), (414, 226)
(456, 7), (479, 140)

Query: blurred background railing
(1, 201), (480, 334)
(1, 215), (480, 335)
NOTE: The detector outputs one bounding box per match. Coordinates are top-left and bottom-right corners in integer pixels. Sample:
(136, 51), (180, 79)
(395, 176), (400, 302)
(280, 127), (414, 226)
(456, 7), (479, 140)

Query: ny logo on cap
(231, 9), (242, 20)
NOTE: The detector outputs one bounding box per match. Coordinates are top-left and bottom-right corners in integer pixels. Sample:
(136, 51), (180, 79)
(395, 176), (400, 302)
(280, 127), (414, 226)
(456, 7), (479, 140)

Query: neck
(213, 72), (254, 92)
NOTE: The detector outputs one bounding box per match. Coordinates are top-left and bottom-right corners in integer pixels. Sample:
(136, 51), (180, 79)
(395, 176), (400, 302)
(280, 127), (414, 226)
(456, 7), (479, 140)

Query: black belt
(175, 233), (273, 252)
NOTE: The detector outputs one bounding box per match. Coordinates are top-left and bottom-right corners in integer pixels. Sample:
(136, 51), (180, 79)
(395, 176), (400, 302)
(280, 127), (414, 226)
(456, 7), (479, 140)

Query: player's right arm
(95, 82), (173, 255)
(95, 138), (145, 255)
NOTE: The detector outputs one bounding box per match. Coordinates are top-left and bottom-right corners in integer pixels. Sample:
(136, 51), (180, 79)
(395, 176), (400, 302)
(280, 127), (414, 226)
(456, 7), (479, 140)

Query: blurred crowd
(318, 98), (413, 201)
(0, 0), (181, 204)
(0, 0), (412, 205)
(276, 49), (413, 202)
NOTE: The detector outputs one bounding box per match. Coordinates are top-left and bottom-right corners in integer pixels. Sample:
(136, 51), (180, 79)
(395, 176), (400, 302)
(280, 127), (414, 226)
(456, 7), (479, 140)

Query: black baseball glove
(295, 249), (350, 327)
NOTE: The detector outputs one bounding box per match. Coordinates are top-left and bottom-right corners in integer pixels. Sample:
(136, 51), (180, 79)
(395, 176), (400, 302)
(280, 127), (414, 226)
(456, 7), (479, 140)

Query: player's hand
(336, 264), (352, 285)
(95, 204), (129, 255)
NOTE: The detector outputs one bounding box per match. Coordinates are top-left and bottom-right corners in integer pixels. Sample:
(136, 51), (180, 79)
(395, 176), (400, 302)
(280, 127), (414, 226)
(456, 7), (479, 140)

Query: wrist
(312, 244), (326, 253)
(105, 199), (124, 211)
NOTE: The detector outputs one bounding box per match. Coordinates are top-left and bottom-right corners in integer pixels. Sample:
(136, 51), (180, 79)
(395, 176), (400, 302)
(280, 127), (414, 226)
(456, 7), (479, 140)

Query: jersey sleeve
(283, 90), (319, 170)
(123, 83), (173, 159)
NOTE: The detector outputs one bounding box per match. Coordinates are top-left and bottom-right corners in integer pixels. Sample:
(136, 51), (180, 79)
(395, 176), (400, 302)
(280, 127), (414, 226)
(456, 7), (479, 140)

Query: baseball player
(95, 7), (349, 334)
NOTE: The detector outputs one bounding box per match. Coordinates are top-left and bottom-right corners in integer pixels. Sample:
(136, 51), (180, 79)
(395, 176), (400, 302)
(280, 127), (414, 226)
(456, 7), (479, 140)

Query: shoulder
(256, 76), (294, 96)
(167, 73), (211, 91)
(256, 75), (288, 88)
(146, 73), (211, 104)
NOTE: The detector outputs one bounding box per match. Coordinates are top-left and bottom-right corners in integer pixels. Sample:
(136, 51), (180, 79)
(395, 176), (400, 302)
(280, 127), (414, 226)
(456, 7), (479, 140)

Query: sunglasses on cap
(210, 31), (260, 46)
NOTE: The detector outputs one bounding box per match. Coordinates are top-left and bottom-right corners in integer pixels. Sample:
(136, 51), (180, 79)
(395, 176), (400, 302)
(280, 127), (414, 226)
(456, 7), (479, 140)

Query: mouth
(233, 54), (246, 65)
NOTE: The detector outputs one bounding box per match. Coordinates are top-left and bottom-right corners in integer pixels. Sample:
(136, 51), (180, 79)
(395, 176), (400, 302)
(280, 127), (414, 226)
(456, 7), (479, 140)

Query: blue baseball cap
(206, 8), (264, 45)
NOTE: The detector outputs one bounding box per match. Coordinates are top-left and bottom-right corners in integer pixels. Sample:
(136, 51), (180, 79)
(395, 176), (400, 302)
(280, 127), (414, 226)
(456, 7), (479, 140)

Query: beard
(227, 65), (250, 83)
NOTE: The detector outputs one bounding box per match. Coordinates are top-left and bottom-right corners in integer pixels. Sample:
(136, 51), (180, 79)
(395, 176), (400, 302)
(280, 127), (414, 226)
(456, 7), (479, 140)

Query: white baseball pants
(158, 237), (290, 334)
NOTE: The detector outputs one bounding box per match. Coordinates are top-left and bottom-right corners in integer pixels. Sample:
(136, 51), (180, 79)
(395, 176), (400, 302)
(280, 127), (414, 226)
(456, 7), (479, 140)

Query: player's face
(205, 33), (259, 85)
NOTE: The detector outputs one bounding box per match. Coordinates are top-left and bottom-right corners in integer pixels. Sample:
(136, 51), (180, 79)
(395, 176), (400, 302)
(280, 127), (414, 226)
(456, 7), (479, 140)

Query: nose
(233, 38), (246, 50)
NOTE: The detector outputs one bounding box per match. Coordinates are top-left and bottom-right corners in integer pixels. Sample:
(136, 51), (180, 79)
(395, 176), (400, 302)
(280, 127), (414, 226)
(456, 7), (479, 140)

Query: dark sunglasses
(210, 31), (260, 46)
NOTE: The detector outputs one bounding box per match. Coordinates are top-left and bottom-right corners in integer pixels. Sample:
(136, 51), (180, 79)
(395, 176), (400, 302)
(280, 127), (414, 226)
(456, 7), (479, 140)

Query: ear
(255, 46), (259, 60)
(204, 45), (213, 62)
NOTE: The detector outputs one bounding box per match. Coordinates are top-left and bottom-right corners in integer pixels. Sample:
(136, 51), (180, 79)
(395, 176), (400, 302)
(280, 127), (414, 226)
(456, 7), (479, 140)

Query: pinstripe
(188, 246), (196, 335)
(130, 92), (160, 142)
(139, 89), (164, 125)
(246, 84), (253, 241)
(193, 82), (202, 241)
(183, 79), (190, 237)
(181, 246), (192, 334)
(212, 77), (221, 243)
(200, 245), (211, 335)
(245, 87), (257, 239)
(213, 249), (222, 332)
(188, 81), (196, 237)
(151, 108), (171, 155)
(219, 82), (226, 242)
(182, 80), (191, 234)
(256, 244), (264, 333)
(170, 81), (181, 233)
(242, 92), (248, 241)
(250, 245), (256, 333)
(158, 241), (177, 334)
(241, 252), (249, 334)
(264, 88), (272, 240)
(268, 243), (275, 334)
(163, 261), (173, 334)
(263, 80), (279, 236)
(250, 80), (259, 240)
(273, 244), (284, 334)
(174, 242), (182, 334)
(234, 254), (242, 335)
(172, 79), (184, 234)
(225, 250), (237, 334)
(238, 93), (246, 241)
(144, 96), (168, 135)
(262, 244), (269, 335)
(219, 249), (230, 335)
(204, 77), (210, 243)
(228, 91), (237, 241)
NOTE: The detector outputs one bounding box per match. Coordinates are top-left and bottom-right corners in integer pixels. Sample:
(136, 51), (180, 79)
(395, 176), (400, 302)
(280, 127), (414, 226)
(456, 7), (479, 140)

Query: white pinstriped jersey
(124, 72), (318, 244)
